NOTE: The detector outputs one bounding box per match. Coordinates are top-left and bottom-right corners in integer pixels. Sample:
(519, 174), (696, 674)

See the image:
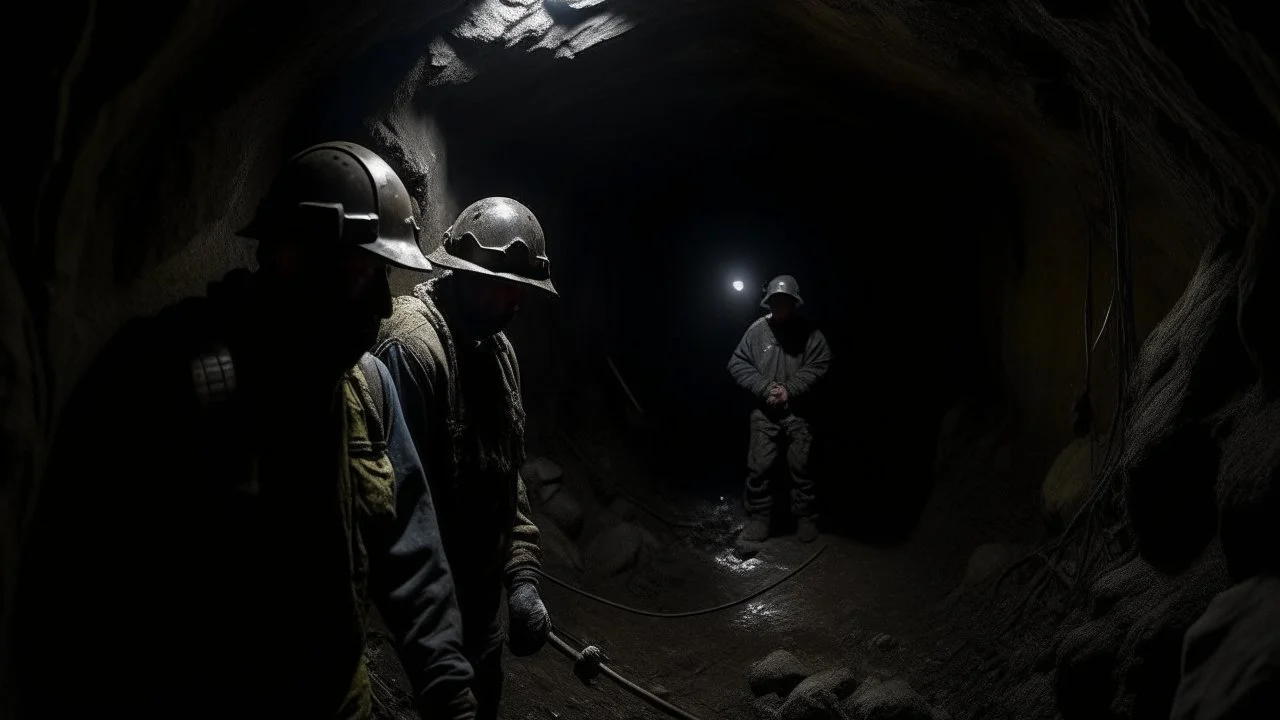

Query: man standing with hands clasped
(728, 274), (832, 547)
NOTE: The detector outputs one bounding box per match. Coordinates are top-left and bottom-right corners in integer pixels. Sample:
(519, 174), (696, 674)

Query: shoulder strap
(415, 292), (463, 427)
(493, 331), (522, 396)
(356, 352), (388, 444)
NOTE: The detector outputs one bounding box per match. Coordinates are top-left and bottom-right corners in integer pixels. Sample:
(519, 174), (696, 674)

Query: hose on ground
(533, 543), (827, 618)
(547, 630), (705, 720)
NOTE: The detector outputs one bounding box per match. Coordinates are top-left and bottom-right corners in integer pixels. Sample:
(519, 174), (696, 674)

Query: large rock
(962, 543), (1021, 586)
(1041, 436), (1093, 530)
(748, 649), (813, 697)
(539, 484), (585, 539)
(536, 516), (583, 572)
(584, 521), (647, 576)
(778, 668), (860, 720)
(1214, 387), (1280, 580)
(844, 678), (934, 720)
(1054, 551), (1230, 719)
(1170, 574), (1280, 720)
(520, 456), (564, 490)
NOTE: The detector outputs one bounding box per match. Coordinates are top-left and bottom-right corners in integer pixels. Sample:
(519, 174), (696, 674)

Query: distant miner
(728, 274), (833, 545)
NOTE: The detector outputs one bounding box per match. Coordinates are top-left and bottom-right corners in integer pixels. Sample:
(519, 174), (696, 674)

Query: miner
(12, 142), (477, 719)
(728, 274), (833, 545)
(375, 196), (555, 719)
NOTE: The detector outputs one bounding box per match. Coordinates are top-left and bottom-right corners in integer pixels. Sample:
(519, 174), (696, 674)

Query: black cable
(547, 631), (705, 720)
(533, 543), (827, 618)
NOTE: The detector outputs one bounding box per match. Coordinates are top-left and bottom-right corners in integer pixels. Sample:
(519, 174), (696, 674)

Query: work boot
(796, 516), (819, 543)
(739, 516), (770, 543)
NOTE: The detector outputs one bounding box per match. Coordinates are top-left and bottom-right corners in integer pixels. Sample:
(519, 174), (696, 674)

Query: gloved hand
(768, 384), (788, 405)
(506, 571), (551, 656)
(421, 686), (478, 720)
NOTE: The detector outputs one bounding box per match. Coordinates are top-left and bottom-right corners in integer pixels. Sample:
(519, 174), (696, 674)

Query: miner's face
(769, 294), (797, 322)
(269, 241), (392, 369)
(453, 270), (526, 337)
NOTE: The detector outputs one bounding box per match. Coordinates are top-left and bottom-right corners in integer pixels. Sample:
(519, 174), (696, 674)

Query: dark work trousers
(468, 615), (506, 720)
(744, 408), (816, 519)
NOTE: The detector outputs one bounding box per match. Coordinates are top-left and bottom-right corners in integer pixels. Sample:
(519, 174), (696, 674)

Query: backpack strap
(355, 352), (388, 447)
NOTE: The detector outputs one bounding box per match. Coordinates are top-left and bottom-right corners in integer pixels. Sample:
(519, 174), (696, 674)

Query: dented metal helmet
(761, 274), (803, 308)
(237, 141), (432, 271)
(428, 197), (557, 297)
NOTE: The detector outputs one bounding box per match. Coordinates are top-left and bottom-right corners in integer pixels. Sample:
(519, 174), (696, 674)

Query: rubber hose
(547, 630), (705, 720)
(534, 543), (827, 618)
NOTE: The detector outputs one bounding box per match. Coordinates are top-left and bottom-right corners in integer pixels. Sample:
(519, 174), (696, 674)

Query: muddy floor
(498, 495), (965, 719)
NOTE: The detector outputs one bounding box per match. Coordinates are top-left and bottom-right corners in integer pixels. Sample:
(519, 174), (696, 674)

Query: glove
(421, 687), (478, 720)
(767, 384), (788, 406)
(506, 572), (551, 657)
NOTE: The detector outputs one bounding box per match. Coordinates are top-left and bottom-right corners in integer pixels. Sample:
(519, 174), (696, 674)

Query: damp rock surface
(844, 678), (936, 720)
(749, 649), (815, 698)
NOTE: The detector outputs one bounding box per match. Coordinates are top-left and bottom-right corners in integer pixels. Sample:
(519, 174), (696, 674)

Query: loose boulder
(584, 521), (647, 576)
(962, 543), (1021, 586)
(540, 484), (585, 539)
(748, 649), (813, 697)
(844, 678), (935, 720)
(520, 456), (564, 489)
(778, 668), (860, 720)
(537, 517), (583, 572)
(1170, 574), (1280, 720)
(1041, 436), (1093, 530)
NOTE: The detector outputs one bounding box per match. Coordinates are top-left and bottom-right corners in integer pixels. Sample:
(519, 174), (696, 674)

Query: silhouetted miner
(11, 142), (480, 720)
(375, 196), (555, 720)
(728, 274), (833, 545)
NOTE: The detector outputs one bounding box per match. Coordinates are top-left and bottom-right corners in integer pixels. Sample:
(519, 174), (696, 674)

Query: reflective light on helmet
(491, 202), (518, 221)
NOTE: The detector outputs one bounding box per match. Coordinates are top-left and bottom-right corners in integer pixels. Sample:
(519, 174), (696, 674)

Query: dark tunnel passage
(416, 25), (1012, 541)
(4, 2), (1280, 720)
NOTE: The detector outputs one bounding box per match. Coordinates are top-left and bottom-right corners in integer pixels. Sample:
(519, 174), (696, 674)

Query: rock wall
(3, 0), (1280, 715)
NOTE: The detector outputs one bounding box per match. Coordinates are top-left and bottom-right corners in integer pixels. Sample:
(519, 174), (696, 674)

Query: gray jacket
(728, 315), (832, 416)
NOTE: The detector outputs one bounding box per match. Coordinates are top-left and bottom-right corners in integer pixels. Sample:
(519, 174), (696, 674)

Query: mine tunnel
(2, 1), (1279, 719)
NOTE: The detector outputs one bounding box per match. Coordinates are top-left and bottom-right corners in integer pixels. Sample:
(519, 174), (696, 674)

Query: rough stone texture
(1123, 240), (1256, 574)
(844, 678), (935, 720)
(583, 520), (649, 577)
(1215, 388), (1280, 580)
(520, 455), (564, 488)
(749, 649), (815, 698)
(870, 634), (900, 652)
(1052, 549), (1230, 719)
(1237, 191), (1280, 391)
(1170, 574), (1280, 720)
(533, 514), (583, 572)
(538, 482), (585, 538)
(1041, 436), (1094, 530)
(6, 0), (1280, 716)
(778, 668), (861, 719)
(962, 543), (1021, 587)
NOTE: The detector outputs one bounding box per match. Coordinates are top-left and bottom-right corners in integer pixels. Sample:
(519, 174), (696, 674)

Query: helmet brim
(235, 223), (432, 272)
(364, 236), (433, 272)
(426, 247), (558, 297)
(761, 290), (803, 309)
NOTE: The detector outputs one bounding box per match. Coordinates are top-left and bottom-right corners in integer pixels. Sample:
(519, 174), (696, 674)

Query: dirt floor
(499, 493), (965, 719)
